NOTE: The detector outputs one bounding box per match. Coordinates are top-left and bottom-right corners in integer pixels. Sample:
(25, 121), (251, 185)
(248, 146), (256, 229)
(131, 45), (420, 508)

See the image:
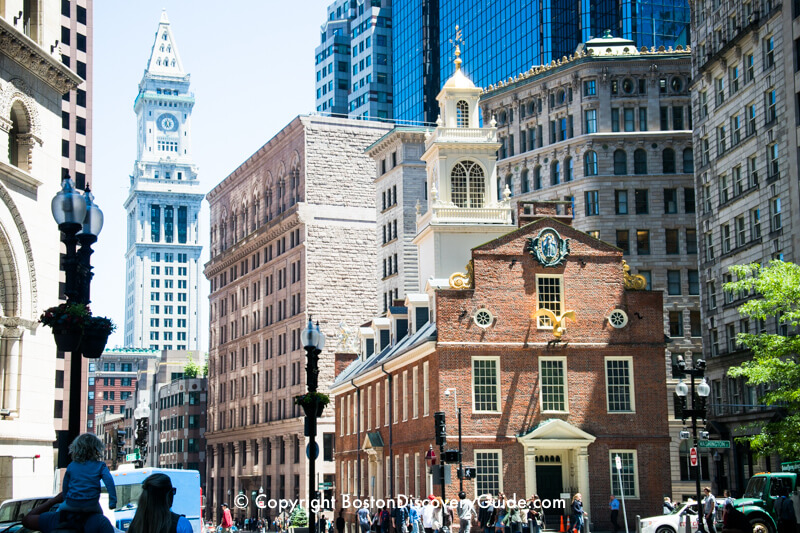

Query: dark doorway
(536, 464), (564, 528)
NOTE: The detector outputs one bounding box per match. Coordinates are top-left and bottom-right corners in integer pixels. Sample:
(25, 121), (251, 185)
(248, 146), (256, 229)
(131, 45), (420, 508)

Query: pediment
(518, 419), (597, 443)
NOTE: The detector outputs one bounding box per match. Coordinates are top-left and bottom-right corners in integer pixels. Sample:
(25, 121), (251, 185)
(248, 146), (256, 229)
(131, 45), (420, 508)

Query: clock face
(158, 113), (178, 132)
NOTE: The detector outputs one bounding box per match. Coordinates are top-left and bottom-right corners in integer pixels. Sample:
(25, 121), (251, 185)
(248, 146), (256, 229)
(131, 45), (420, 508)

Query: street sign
(319, 482), (333, 490)
(125, 451), (141, 462)
(698, 440), (731, 448)
(690, 447), (698, 467)
(615, 455), (622, 470)
(306, 442), (319, 460)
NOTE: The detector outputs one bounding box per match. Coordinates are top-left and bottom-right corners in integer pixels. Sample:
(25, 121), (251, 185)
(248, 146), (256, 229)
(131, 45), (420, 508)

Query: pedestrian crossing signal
(459, 466), (476, 479)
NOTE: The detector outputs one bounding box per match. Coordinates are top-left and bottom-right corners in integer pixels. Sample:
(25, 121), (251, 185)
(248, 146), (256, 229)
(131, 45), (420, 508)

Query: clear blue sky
(91, 1), (332, 350)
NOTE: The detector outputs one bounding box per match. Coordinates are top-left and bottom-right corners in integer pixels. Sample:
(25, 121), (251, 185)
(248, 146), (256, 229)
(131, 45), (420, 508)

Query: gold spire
(450, 25), (464, 70)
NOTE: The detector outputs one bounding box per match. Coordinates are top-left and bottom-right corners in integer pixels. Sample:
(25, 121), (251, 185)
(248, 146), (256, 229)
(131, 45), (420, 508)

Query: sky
(92, 1), (332, 350)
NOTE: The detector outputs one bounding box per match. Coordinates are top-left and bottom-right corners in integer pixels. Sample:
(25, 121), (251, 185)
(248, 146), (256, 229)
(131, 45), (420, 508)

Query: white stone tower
(123, 11), (203, 351)
(414, 42), (514, 286)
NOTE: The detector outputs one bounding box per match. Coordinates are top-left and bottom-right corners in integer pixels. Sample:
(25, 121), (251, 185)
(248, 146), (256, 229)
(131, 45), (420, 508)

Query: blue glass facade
(393, 0), (689, 123)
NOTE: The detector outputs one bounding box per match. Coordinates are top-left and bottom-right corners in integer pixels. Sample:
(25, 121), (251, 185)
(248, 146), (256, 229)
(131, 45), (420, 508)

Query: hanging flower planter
(40, 303), (88, 352)
(295, 392), (330, 417)
(77, 316), (115, 359)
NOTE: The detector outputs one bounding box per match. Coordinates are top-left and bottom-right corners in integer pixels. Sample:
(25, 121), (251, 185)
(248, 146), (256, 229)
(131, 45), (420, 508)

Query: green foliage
(289, 504), (308, 527)
(201, 361), (208, 377)
(40, 302), (89, 330)
(723, 260), (800, 460)
(184, 354), (200, 378)
(85, 315), (116, 335)
(294, 392), (330, 407)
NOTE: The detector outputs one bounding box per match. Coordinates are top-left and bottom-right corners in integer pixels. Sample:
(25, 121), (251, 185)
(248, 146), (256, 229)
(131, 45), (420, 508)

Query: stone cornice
(0, 160), (42, 193)
(204, 208), (301, 276)
(365, 127), (429, 157)
(0, 18), (83, 94)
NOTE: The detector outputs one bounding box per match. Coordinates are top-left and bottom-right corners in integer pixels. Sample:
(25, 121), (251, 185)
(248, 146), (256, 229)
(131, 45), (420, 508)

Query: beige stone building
(480, 34), (699, 501)
(204, 115), (391, 523)
(690, 0), (800, 495)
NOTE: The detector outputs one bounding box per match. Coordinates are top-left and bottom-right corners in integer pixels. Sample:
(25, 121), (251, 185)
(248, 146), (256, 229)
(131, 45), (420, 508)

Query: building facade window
(605, 358), (634, 412)
(609, 451), (639, 497)
(540, 358), (567, 412)
(475, 451), (503, 496)
(472, 357), (500, 412)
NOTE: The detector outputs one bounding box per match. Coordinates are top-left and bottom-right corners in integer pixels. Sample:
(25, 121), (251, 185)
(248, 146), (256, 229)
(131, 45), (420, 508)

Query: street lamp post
(444, 389), (463, 492)
(50, 175), (104, 465)
(674, 356), (711, 532)
(302, 319), (325, 533)
(134, 400), (151, 467)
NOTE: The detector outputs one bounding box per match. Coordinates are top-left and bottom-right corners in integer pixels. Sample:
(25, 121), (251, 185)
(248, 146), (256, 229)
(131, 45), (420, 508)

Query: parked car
(640, 500), (701, 533)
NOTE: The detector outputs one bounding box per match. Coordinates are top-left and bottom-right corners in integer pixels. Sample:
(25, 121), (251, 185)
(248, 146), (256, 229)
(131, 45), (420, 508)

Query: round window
(622, 78), (635, 94)
(609, 309), (628, 329)
(474, 309), (494, 329)
(670, 77), (683, 93)
(557, 89), (566, 104)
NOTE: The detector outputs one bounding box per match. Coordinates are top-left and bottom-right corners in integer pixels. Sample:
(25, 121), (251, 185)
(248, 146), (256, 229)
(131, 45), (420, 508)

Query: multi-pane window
(690, 311), (702, 337)
(720, 174), (730, 203)
(770, 197), (782, 230)
(615, 190), (628, 214)
(636, 230), (650, 255)
(686, 229), (698, 254)
(708, 281), (717, 310)
(606, 358), (634, 412)
(475, 451), (502, 496)
(585, 109), (597, 134)
(585, 191), (599, 216)
(729, 66), (739, 94)
(767, 144), (779, 178)
(764, 36), (774, 68)
(717, 125), (727, 154)
(665, 229), (679, 254)
(750, 208), (761, 239)
(634, 190), (648, 214)
(669, 311), (684, 337)
(584, 151), (598, 176)
(722, 224), (731, 253)
(715, 77), (725, 105)
(731, 115), (741, 145)
(736, 216), (747, 247)
(746, 53), (754, 81)
(610, 451), (638, 497)
(688, 270), (700, 295)
(616, 230), (629, 254)
(536, 276), (563, 327)
(664, 189), (678, 214)
(667, 270), (681, 295)
(765, 89), (777, 123)
(540, 358), (566, 412)
(472, 358), (499, 412)
(450, 160), (485, 209)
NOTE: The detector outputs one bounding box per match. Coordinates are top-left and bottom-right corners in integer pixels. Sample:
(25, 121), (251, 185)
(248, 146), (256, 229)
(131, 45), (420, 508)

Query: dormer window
(456, 100), (469, 127)
(451, 160), (485, 208)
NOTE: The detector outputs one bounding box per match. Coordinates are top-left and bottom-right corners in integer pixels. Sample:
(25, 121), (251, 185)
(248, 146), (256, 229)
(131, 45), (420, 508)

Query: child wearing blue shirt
(62, 433), (117, 513)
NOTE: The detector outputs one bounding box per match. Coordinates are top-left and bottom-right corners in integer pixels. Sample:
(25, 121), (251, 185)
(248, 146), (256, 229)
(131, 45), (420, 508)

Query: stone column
(0, 326), (23, 413)
(577, 447), (590, 528)
(523, 445), (537, 498)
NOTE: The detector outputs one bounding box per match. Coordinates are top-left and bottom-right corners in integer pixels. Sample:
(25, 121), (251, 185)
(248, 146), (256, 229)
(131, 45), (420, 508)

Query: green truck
(732, 462), (799, 533)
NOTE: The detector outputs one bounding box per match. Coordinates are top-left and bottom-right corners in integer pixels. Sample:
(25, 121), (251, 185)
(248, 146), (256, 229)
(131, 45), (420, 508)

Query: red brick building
(332, 204), (670, 531)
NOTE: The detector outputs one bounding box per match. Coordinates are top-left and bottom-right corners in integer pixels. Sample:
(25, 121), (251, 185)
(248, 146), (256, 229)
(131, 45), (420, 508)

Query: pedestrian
(422, 495), (437, 533)
(359, 504), (373, 533)
(494, 495), (507, 533)
(571, 494), (586, 533)
(126, 473), (193, 533)
(702, 487), (717, 533)
(21, 492), (115, 533)
(508, 504), (524, 533)
(395, 499), (411, 533)
(527, 496), (542, 533)
(609, 495), (620, 533)
(61, 433), (118, 514)
(478, 495), (495, 533)
(221, 503), (234, 533)
(457, 492), (477, 533)
(410, 501), (421, 533)
(775, 486), (797, 533)
(663, 497), (675, 515)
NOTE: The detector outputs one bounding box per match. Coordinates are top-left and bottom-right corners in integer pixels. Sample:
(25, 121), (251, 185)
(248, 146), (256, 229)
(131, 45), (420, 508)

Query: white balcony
(418, 203), (513, 226)
(427, 127), (497, 145)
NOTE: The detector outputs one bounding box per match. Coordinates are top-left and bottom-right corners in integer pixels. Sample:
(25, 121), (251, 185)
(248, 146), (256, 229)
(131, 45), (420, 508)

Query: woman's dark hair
(127, 473), (176, 533)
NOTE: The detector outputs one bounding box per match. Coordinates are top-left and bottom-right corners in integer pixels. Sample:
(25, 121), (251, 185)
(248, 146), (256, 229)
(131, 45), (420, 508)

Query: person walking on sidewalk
(702, 487), (717, 533)
(609, 495), (620, 533)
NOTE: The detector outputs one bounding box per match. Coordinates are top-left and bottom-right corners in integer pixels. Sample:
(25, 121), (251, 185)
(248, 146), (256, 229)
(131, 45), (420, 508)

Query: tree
(288, 504), (308, 528)
(184, 354), (200, 378)
(724, 260), (800, 460)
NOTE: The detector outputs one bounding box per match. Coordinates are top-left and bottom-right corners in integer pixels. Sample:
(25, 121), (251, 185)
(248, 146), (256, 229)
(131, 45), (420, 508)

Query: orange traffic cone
(559, 516), (565, 533)
(566, 516), (571, 533)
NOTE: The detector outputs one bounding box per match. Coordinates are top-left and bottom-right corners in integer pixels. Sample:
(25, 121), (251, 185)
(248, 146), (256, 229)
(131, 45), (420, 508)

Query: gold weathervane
(622, 260), (647, 290)
(533, 308), (576, 339)
(450, 25), (465, 69)
(448, 259), (474, 289)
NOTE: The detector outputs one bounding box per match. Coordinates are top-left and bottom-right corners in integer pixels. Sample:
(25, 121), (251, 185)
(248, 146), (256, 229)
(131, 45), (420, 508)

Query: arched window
(683, 148), (694, 173)
(663, 148), (676, 174)
(534, 166), (542, 190)
(564, 157), (573, 182)
(521, 169), (530, 194)
(613, 150), (627, 175)
(584, 151), (598, 176)
(551, 161), (560, 185)
(634, 149), (648, 175)
(456, 100), (470, 128)
(450, 160), (485, 208)
(8, 102), (32, 171)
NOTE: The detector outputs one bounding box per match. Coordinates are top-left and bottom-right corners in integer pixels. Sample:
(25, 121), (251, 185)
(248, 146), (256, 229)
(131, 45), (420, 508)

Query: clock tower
(123, 10), (204, 352)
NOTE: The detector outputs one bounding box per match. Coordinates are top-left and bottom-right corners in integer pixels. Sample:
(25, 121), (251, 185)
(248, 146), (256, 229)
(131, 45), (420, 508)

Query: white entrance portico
(517, 419), (597, 516)
(363, 432), (385, 499)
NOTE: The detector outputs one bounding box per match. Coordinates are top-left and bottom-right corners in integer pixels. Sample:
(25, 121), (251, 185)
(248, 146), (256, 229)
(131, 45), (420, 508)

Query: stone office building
(689, 0), (800, 495)
(204, 115), (392, 522)
(479, 34), (701, 500)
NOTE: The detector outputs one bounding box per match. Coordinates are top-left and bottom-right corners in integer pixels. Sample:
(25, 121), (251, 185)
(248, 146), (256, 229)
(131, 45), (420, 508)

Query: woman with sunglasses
(128, 473), (192, 533)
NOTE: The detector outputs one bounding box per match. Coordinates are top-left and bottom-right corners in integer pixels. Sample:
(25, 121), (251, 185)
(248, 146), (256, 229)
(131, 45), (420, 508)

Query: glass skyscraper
(394, 0), (689, 123)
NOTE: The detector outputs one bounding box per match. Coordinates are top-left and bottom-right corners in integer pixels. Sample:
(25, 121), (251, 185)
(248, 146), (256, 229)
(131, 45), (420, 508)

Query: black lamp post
(133, 400), (151, 467)
(674, 355), (711, 532)
(50, 175), (104, 466)
(445, 388), (463, 492)
(302, 318), (325, 533)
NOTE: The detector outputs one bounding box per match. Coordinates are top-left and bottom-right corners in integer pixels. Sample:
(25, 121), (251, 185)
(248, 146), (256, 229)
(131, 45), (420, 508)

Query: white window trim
(471, 356), (501, 414)
(609, 449), (640, 499)
(385, 378), (389, 426)
(473, 448), (504, 500)
(412, 366), (419, 419)
(376, 381), (382, 428)
(605, 356), (636, 413)
(535, 274), (565, 329)
(402, 370), (409, 421)
(366, 385), (372, 430)
(423, 361), (430, 416)
(539, 356), (569, 413)
(393, 375), (398, 424)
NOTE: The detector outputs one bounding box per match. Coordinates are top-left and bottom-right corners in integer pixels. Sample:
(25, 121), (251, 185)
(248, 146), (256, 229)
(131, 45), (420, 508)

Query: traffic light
(434, 411), (446, 446)
(116, 430), (126, 460)
(459, 467), (477, 479)
(443, 450), (460, 463)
